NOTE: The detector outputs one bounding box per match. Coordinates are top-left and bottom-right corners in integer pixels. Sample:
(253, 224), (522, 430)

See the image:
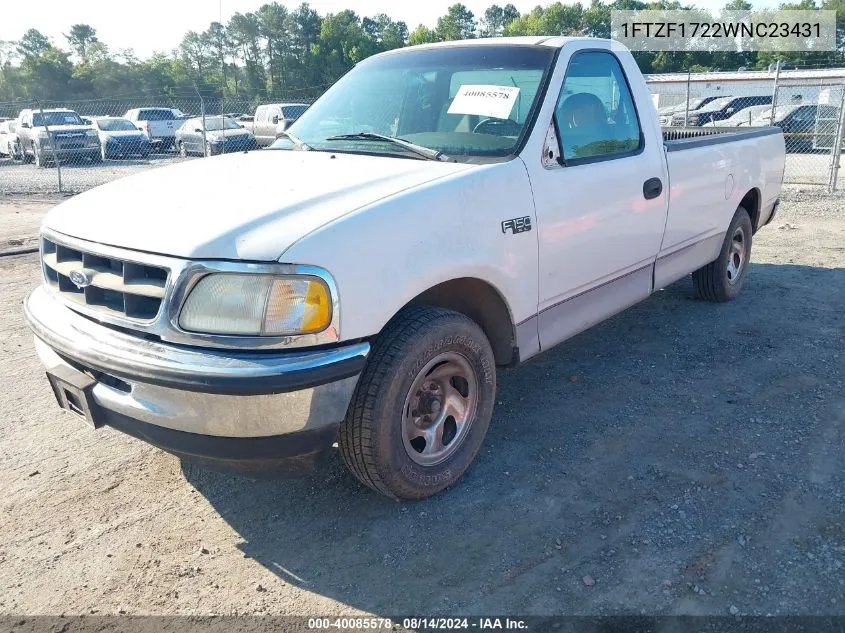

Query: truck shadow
(183, 262), (845, 615)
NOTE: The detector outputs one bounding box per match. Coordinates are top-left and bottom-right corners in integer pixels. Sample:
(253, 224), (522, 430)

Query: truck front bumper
(24, 286), (369, 473)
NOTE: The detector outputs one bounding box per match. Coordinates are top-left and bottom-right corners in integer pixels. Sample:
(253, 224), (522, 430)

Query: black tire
(692, 205), (753, 302)
(339, 306), (496, 500)
(90, 150), (102, 164)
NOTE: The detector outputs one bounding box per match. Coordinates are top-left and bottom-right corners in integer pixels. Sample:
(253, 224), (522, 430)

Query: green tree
(16, 29), (51, 59)
(409, 25), (439, 45)
(228, 12), (266, 97)
(480, 4), (520, 37)
(436, 4), (477, 40)
(65, 24), (98, 61)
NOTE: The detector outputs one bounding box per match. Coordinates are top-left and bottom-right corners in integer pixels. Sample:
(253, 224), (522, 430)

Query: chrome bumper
(25, 286), (368, 442)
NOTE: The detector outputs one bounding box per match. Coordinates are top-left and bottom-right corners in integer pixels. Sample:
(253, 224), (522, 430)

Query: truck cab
(252, 103), (310, 146)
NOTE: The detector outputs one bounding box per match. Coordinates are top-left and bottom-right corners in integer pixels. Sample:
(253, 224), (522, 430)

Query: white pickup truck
(123, 107), (188, 151)
(25, 37), (784, 500)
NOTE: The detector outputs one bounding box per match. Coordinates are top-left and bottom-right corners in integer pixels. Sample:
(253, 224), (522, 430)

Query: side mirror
(193, 128), (202, 133)
(271, 114), (279, 124)
(21, 122), (30, 128)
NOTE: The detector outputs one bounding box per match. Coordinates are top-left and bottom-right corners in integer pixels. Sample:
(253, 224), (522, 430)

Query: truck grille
(41, 237), (169, 321)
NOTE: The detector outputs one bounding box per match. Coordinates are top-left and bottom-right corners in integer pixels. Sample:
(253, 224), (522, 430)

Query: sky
(0, 0), (748, 59)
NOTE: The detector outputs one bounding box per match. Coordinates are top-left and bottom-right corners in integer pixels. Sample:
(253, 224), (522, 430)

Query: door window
(553, 51), (642, 163)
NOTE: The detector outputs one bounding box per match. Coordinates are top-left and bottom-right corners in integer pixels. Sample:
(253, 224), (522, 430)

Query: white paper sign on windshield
(448, 85), (521, 120)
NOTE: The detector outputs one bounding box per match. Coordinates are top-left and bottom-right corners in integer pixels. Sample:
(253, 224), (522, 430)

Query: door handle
(643, 177), (663, 200)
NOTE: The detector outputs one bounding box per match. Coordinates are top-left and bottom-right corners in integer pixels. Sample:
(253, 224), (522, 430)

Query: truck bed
(663, 126), (781, 150)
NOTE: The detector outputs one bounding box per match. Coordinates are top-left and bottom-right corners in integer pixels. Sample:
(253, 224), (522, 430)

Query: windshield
(284, 45), (556, 162)
(33, 111), (84, 127)
(697, 97), (734, 113)
(199, 116), (241, 131)
(283, 105), (309, 119)
(754, 105), (796, 122)
(96, 118), (138, 132)
(726, 106), (769, 123)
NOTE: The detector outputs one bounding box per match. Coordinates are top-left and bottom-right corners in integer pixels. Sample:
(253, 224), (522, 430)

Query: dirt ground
(0, 187), (843, 619)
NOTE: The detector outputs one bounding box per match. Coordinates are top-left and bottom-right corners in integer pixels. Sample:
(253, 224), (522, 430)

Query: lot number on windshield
(448, 85), (521, 120)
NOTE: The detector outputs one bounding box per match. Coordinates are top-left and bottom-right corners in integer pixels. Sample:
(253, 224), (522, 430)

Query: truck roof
(373, 36), (588, 59)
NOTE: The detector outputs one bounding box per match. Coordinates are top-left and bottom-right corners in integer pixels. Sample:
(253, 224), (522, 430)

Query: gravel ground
(0, 154), (190, 195)
(0, 187), (843, 619)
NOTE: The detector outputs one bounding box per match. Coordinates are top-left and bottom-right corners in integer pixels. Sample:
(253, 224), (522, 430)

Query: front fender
(280, 159), (539, 342)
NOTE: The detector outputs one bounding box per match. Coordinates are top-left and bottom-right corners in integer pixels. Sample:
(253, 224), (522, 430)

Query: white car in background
(91, 117), (152, 159)
(702, 105), (772, 128)
(0, 119), (22, 159)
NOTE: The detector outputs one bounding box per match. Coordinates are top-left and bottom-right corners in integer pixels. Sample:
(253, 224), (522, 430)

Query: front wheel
(178, 141), (187, 158)
(692, 205), (753, 302)
(339, 306), (496, 500)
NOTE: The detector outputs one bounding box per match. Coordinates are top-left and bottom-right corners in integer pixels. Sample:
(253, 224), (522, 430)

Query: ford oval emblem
(69, 269), (91, 288)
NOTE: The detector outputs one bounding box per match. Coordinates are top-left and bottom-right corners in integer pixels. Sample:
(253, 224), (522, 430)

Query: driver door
(527, 50), (669, 350)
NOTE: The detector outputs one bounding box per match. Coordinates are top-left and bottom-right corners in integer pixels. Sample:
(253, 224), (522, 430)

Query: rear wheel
(339, 306), (496, 500)
(692, 205), (753, 302)
(178, 141), (187, 158)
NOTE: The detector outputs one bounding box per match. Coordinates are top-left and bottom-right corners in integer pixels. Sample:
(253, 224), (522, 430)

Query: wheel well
(740, 188), (761, 232)
(405, 278), (516, 366)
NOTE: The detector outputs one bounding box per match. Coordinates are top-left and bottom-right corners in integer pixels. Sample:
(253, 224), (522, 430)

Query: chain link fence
(0, 93), (318, 195)
(647, 68), (845, 191)
(2, 71), (845, 195)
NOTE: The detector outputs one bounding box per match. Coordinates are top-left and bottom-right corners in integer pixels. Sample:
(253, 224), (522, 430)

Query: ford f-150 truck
(25, 37), (784, 500)
(16, 108), (101, 167)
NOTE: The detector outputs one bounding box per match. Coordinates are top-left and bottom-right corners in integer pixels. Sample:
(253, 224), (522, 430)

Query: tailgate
(150, 121), (178, 137)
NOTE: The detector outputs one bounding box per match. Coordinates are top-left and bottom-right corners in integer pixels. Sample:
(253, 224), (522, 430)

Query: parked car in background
(658, 96), (722, 126)
(16, 108), (101, 167)
(675, 95), (772, 126)
(91, 117), (152, 160)
(251, 103), (310, 146)
(702, 104), (772, 128)
(0, 119), (22, 160)
(751, 104), (840, 153)
(123, 107), (188, 151)
(175, 115), (258, 156)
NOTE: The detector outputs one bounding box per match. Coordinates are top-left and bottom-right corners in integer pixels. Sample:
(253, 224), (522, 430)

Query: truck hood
(38, 125), (91, 135)
(44, 150), (472, 261)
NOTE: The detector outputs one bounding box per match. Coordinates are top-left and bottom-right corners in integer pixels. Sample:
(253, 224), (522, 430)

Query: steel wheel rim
(726, 225), (746, 285)
(401, 351), (478, 467)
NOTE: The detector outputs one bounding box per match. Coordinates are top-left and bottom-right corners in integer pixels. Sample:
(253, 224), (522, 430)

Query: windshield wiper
(324, 132), (452, 162)
(276, 130), (312, 151)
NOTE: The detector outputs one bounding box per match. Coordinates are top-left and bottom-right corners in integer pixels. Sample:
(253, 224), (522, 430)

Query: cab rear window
(138, 109), (174, 121)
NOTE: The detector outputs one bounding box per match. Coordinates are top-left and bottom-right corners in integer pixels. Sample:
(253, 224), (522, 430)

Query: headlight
(178, 274), (332, 336)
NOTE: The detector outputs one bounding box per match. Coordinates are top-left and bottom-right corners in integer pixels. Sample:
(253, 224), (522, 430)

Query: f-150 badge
(501, 217), (532, 234)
